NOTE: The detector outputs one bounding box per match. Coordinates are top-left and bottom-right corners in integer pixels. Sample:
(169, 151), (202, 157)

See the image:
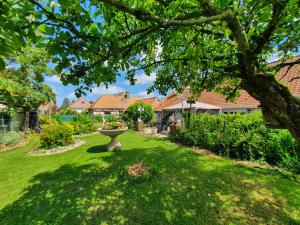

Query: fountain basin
(98, 128), (127, 151)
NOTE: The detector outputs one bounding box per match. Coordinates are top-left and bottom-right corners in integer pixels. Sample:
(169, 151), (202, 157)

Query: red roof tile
(135, 97), (160, 108)
(269, 56), (300, 96)
(69, 98), (92, 110)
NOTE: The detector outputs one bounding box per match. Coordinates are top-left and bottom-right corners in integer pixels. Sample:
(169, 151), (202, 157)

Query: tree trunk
(243, 74), (300, 145)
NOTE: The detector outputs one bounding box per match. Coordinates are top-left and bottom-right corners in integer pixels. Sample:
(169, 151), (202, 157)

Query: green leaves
(0, 0), (299, 102)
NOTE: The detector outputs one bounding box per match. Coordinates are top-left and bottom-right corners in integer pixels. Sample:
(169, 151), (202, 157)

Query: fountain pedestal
(98, 128), (127, 151)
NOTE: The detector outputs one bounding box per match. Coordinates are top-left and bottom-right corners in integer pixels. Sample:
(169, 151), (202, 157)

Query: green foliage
(102, 121), (126, 130)
(105, 115), (119, 122)
(0, 46), (55, 111)
(123, 102), (154, 125)
(6, 0), (296, 98)
(0, 131), (26, 149)
(0, 1), (36, 69)
(38, 115), (52, 127)
(58, 108), (77, 115)
(40, 121), (74, 149)
(70, 114), (95, 135)
(170, 112), (300, 171)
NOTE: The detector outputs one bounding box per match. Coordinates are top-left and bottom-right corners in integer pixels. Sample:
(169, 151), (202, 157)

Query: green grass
(0, 131), (299, 225)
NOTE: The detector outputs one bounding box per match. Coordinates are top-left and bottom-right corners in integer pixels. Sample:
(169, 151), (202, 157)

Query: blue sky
(44, 70), (163, 107)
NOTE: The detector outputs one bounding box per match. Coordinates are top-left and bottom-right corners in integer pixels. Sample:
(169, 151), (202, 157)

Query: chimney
(124, 91), (130, 98)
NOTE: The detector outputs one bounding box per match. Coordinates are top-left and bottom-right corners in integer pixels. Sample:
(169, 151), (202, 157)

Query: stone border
(28, 140), (86, 156)
(74, 132), (98, 138)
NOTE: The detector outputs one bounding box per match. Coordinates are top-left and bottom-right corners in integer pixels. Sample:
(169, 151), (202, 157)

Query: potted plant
(98, 121), (127, 151)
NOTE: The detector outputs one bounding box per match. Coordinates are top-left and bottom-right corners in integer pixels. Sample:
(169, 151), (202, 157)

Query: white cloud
(136, 90), (155, 98)
(125, 72), (156, 85)
(91, 85), (125, 96)
(67, 92), (76, 99)
(45, 75), (61, 84)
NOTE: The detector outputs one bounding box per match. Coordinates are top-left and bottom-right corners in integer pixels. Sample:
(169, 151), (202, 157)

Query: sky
(44, 70), (164, 107)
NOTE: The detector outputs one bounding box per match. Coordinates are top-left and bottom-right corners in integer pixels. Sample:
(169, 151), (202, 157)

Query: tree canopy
(1, 0), (300, 142)
(124, 102), (154, 124)
(0, 46), (55, 111)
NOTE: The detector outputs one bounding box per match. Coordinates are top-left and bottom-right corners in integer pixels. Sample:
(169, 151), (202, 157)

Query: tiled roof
(135, 97), (160, 108)
(197, 91), (259, 109)
(269, 56), (300, 96)
(155, 90), (259, 111)
(38, 103), (58, 111)
(92, 92), (140, 110)
(93, 93), (161, 110)
(69, 98), (92, 109)
(154, 90), (190, 111)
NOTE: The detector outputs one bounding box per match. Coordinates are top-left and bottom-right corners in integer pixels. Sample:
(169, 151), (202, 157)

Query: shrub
(70, 114), (95, 135)
(0, 131), (26, 149)
(123, 102), (154, 126)
(38, 115), (53, 128)
(40, 121), (74, 149)
(170, 111), (300, 171)
(59, 108), (77, 115)
(106, 115), (119, 122)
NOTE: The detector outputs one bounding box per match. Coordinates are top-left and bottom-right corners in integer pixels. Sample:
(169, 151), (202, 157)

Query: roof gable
(69, 98), (91, 109)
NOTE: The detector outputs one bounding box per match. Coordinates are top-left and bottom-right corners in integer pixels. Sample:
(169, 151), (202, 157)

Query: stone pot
(98, 128), (128, 151)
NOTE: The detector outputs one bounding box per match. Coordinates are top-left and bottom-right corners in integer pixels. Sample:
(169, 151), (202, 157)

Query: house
(69, 97), (92, 113)
(155, 55), (300, 127)
(92, 92), (160, 115)
(154, 90), (259, 128)
(38, 103), (58, 115)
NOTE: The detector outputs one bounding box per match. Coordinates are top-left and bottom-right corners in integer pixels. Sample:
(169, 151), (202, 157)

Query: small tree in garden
(0, 46), (55, 129)
(124, 103), (154, 125)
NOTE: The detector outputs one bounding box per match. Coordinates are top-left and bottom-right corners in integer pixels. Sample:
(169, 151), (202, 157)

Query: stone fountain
(98, 127), (128, 151)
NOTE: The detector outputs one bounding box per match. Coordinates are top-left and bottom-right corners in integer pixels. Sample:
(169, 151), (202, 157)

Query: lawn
(0, 131), (299, 225)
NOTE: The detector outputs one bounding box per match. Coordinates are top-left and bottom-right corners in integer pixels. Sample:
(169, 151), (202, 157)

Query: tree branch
(99, 0), (230, 26)
(251, 0), (289, 54)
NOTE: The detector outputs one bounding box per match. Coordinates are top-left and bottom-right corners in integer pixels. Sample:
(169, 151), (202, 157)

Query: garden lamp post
(137, 106), (144, 121)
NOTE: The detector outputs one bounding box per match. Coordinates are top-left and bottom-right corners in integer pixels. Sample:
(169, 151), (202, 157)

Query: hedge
(170, 111), (300, 171)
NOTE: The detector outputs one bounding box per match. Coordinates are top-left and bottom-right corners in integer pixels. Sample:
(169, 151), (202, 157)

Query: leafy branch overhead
(16, 0), (297, 94)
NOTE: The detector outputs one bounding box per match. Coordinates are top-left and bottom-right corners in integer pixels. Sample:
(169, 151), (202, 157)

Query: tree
(124, 102), (154, 124)
(0, 46), (55, 113)
(2, 0), (300, 144)
(61, 98), (71, 109)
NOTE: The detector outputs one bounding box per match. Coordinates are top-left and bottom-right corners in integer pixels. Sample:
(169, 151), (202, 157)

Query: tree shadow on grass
(86, 145), (107, 153)
(0, 145), (299, 225)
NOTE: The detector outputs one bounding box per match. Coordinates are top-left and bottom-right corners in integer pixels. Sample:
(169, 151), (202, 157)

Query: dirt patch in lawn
(28, 140), (86, 156)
